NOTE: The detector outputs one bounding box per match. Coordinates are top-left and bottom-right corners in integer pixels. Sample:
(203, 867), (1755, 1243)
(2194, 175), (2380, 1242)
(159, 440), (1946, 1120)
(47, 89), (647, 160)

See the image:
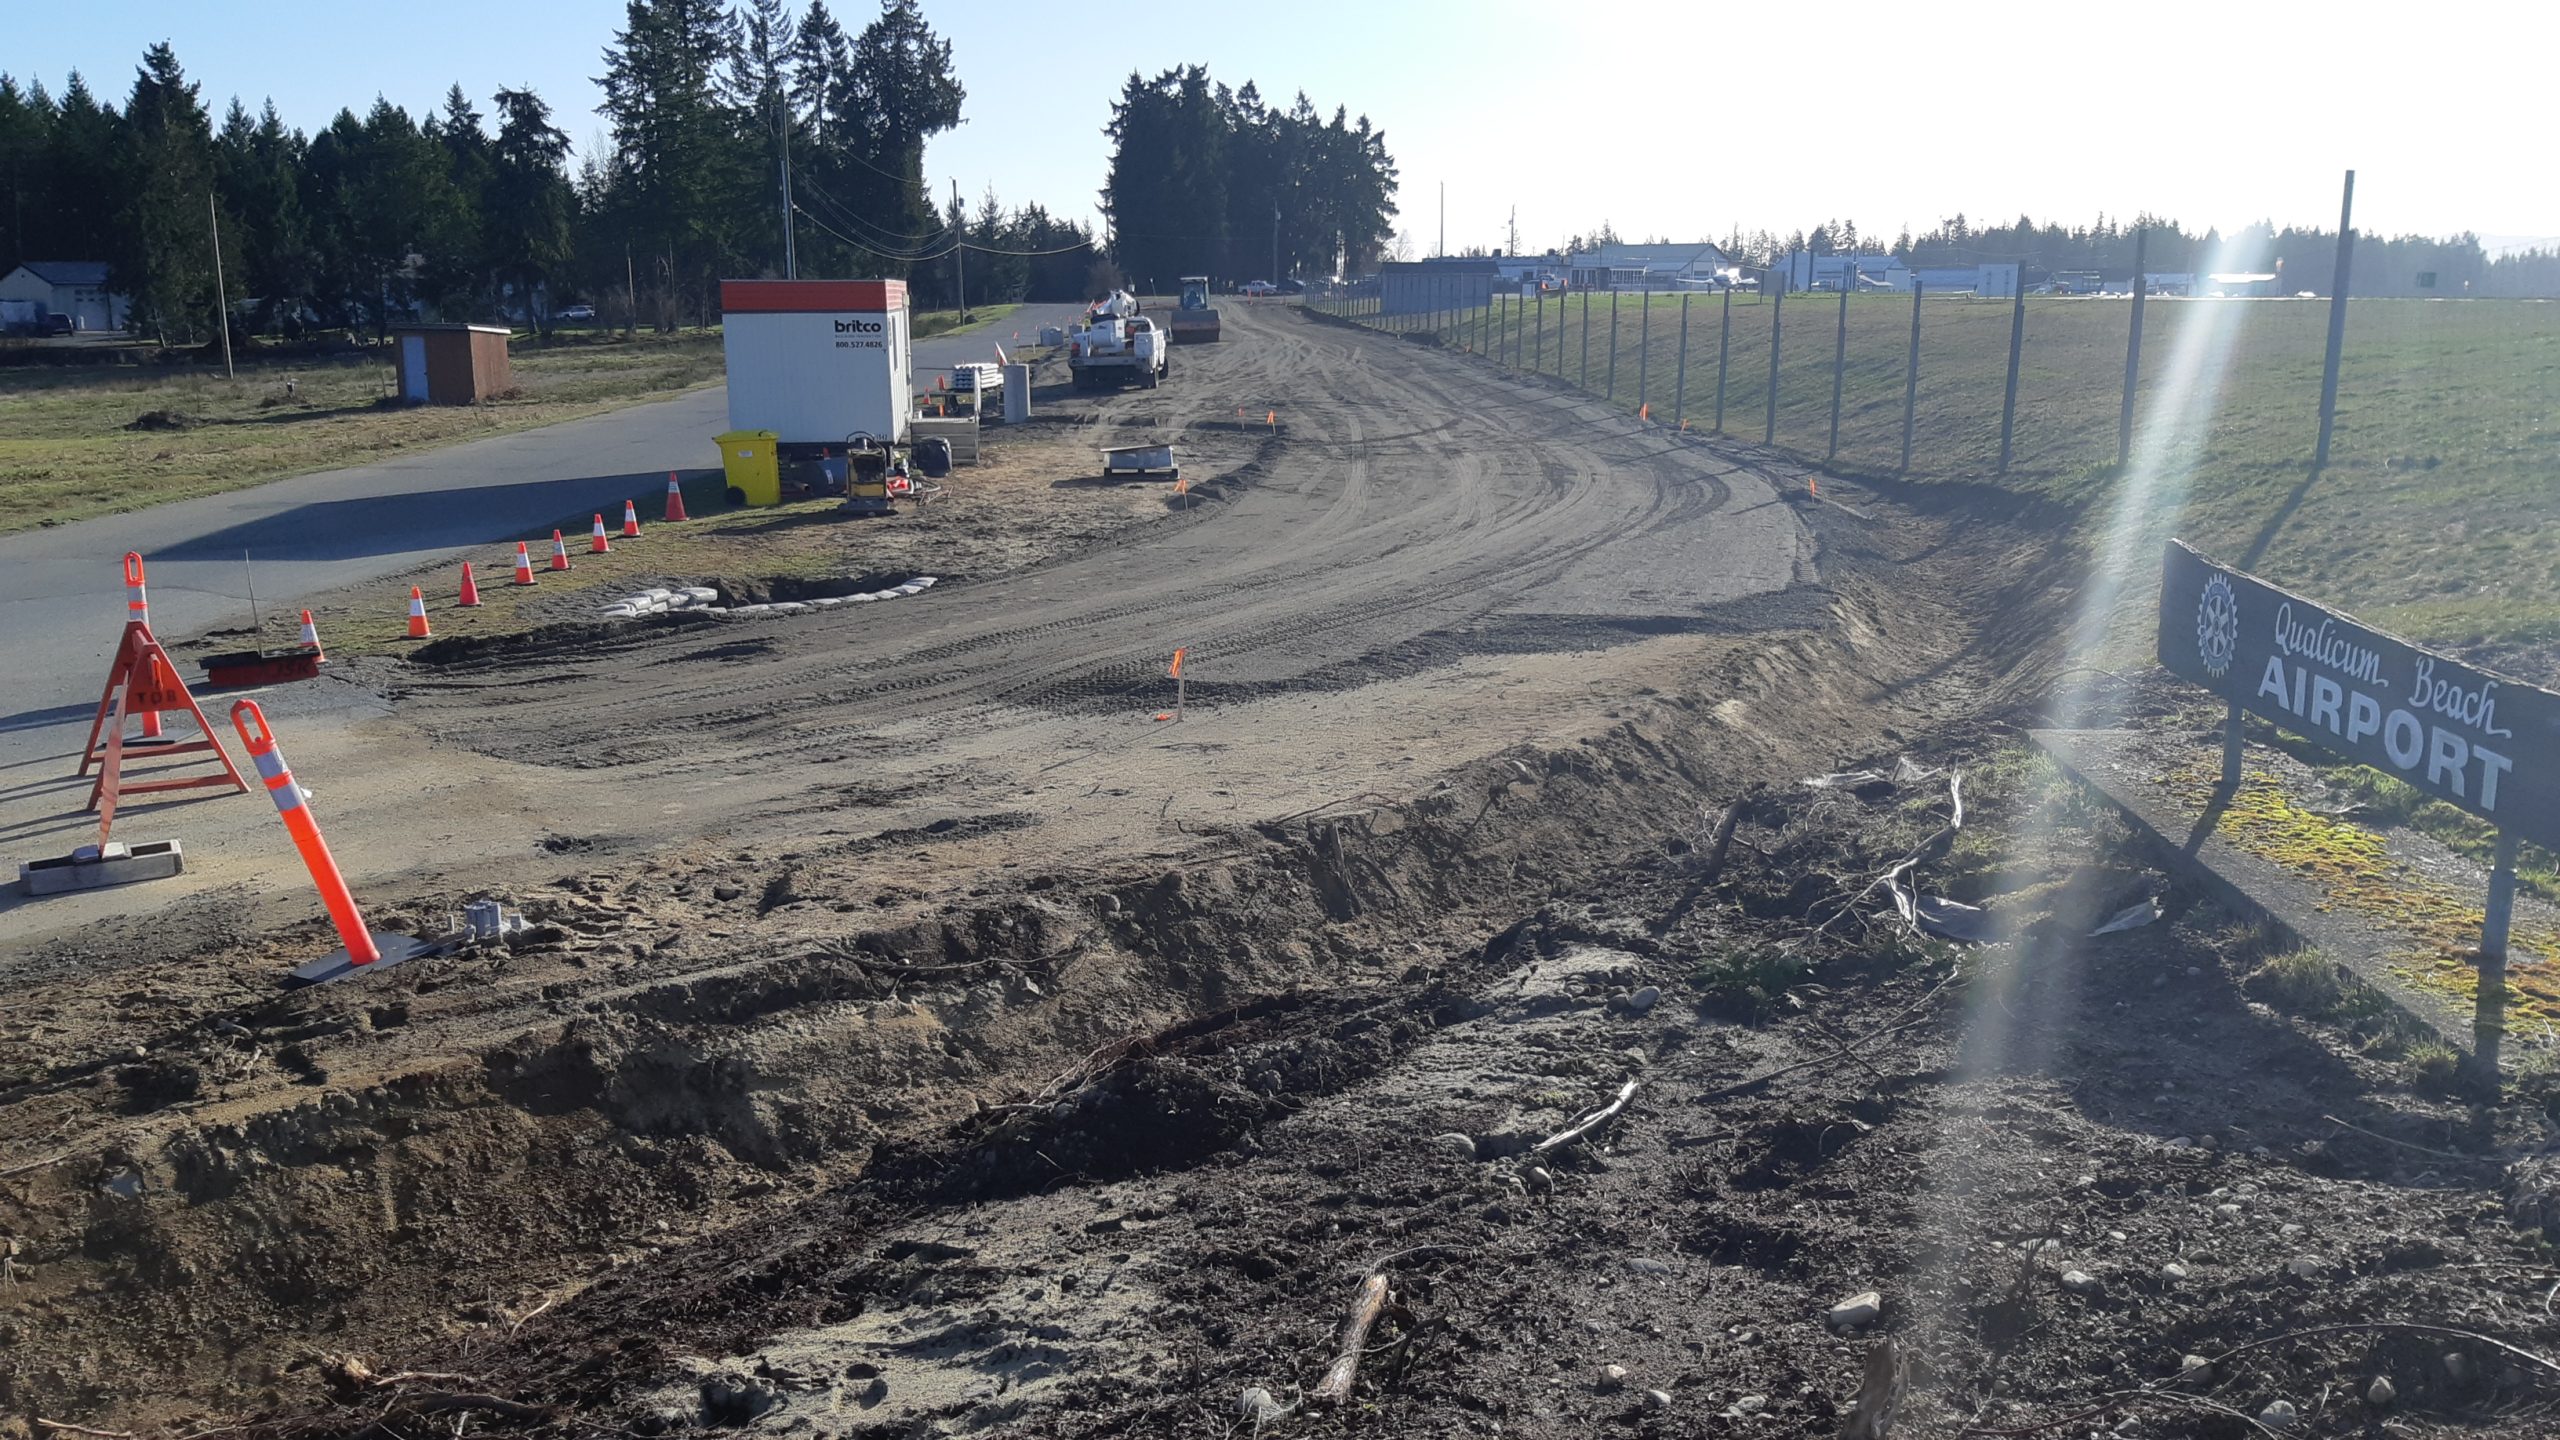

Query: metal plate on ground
(286, 932), (434, 987)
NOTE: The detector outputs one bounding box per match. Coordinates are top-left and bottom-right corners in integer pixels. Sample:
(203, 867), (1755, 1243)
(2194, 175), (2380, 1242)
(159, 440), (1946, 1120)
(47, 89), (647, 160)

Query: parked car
(557, 304), (597, 322)
(42, 312), (72, 336)
(1241, 280), (1279, 296)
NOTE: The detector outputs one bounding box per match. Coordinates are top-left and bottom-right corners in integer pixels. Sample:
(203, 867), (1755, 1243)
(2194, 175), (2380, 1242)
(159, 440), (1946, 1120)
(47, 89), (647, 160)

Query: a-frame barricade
(79, 618), (249, 834)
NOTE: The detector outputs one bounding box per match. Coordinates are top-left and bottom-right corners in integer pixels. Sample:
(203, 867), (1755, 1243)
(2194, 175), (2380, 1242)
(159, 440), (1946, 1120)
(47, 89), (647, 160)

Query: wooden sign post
(2158, 540), (2558, 1084)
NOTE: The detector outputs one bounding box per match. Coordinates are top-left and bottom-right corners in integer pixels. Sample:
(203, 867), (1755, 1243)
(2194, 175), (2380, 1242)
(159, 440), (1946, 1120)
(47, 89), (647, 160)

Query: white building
(0, 260), (129, 332)
(1774, 251), (1910, 293)
(1564, 242), (1730, 291)
(1906, 263), (2022, 298)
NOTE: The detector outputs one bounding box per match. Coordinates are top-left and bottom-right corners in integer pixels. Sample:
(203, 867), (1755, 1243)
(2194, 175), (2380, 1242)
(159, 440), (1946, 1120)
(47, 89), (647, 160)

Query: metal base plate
(286, 932), (433, 987)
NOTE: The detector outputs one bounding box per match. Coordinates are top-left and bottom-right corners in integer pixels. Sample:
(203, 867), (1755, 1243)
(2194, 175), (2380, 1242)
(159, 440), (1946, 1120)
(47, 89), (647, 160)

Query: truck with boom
(1168, 276), (1221, 344)
(1068, 292), (1169, 389)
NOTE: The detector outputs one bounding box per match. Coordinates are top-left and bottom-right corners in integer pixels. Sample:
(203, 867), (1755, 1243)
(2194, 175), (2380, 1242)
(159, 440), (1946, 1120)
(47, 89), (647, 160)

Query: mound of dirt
(124, 409), (196, 431)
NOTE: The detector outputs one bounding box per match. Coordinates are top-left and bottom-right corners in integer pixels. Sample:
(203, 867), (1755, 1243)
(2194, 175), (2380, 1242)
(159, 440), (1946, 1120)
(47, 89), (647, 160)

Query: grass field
(0, 305), (1018, 536)
(1346, 291), (2560, 671)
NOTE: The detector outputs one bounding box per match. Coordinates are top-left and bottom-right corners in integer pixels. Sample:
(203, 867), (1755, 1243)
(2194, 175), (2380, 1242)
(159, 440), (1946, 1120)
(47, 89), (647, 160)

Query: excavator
(1168, 276), (1221, 344)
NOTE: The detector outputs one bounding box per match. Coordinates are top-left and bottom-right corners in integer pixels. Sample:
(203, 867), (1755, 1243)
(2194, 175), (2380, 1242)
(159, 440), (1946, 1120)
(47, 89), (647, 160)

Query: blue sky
(12, 0), (2556, 253)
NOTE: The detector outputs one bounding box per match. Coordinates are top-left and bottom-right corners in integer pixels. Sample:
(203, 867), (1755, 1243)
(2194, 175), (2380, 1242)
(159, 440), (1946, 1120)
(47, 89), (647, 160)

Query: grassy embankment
(0, 305), (1018, 535)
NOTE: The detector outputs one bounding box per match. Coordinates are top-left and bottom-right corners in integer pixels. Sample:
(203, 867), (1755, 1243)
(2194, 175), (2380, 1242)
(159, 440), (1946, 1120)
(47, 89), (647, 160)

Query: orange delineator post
(621, 499), (642, 539)
(551, 530), (572, 571)
(664, 472), (689, 523)
(231, 700), (420, 986)
(590, 514), (611, 554)
(124, 554), (164, 740)
(513, 542), (537, 585)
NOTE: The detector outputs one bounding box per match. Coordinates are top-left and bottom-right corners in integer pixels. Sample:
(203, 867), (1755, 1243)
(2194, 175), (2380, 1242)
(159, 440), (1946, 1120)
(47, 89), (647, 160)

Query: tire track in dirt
(396, 305), (1807, 772)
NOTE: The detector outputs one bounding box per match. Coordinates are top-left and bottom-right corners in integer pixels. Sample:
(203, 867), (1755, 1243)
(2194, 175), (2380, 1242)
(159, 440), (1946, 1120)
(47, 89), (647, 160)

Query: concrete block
(19, 839), (184, 896)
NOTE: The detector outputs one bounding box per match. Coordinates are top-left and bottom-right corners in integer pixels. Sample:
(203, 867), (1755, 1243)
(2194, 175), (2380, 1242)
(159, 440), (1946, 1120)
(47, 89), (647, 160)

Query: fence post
(2472, 827), (2519, 1089)
(2313, 169), (2357, 473)
(1638, 279), (1653, 414)
(1580, 289), (1592, 390)
(1606, 289), (1621, 400)
(2120, 228), (2147, 467)
(1996, 270), (2026, 475)
(1673, 292), (1692, 429)
(1764, 283), (1784, 445)
(1535, 289), (1546, 375)
(1901, 281), (1923, 472)
(1827, 273), (1850, 461)
(1715, 285), (1732, 433)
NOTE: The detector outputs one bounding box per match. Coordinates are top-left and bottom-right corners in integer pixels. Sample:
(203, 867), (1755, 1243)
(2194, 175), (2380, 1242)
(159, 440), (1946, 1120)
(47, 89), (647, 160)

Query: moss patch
(2156, 761), (2560, 1020)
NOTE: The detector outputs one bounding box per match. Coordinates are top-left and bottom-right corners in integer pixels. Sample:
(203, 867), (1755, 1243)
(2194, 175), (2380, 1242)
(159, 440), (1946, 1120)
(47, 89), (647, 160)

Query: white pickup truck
(1069, 298), (1170, 390)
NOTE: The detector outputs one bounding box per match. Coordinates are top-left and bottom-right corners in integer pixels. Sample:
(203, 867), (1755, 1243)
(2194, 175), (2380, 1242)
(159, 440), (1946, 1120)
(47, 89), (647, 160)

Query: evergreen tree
(729, 0), (798, 275)
(0, 75), (53, 271)
(598, 0), (748, 326)
(46, 74), (121, 267)
(215, 98), (313, 333)
(488, 87), (576, 334)
(113, 44), (217, 342)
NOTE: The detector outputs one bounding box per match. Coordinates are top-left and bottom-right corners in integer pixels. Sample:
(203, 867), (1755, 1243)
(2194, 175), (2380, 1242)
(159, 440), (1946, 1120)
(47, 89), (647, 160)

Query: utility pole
(207, 192), (234, 379)
(1273, 201), (1281, 282)
(1507, 205), (1517, 259)
(2312, 169), (2357, 473)
(625, 245), (637, 338)
(1438, 182), (1444, 258)
(952, 177), (967, 320)
(777, 87), (797, 278)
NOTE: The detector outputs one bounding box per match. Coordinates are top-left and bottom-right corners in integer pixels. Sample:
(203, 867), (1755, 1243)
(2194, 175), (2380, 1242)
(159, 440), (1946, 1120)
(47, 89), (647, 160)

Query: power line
(791, 202), (956, 262)
(793, 172), (951, 251)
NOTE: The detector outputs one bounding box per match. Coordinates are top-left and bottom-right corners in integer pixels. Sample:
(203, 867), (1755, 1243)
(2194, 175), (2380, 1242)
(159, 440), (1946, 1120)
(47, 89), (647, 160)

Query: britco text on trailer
(718, 280), (914, 503)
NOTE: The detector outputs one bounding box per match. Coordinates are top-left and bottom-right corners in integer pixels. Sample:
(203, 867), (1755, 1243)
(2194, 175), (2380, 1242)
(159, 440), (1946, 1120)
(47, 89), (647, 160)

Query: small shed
(390, 324), (512, 405)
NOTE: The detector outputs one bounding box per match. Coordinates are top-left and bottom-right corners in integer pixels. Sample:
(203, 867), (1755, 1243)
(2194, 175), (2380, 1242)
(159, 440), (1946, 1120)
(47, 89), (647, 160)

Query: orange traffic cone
(297, 609), (325, 661)
(457, 562), (482, 608)
(513, 541), (537, 585)
(621, 499), (641, 539)
(664, 471), (688, 522)
(405, 586), (431, 639)
(590, 514), (611, 555)
(550, 530), (572, 572)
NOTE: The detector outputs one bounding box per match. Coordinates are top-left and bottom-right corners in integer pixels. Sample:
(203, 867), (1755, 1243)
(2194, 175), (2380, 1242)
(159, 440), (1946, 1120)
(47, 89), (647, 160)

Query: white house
(1565, 242), (1730, 291)
(0, 260), (129, 332)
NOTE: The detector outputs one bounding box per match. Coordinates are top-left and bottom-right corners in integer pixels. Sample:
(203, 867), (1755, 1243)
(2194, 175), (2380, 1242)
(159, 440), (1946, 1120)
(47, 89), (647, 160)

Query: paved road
(0, 303), (1086, 773)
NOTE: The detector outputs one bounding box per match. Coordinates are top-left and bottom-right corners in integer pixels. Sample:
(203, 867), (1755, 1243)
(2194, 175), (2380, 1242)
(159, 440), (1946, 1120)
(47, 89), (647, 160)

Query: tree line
(1102, 66), (1398, 291)
(0, 0), (1109, 347)
(1756, 214), (2556, 298)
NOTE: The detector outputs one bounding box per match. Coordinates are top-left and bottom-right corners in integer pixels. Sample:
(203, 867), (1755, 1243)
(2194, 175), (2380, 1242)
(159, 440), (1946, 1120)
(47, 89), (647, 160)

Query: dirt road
(35, 302), (2525, 1440)
(391, 304), (1811, 776)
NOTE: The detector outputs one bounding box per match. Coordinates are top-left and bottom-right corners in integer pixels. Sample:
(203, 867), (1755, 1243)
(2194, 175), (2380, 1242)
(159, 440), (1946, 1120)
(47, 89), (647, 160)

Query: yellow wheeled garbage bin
(715, 429), (781, 507)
